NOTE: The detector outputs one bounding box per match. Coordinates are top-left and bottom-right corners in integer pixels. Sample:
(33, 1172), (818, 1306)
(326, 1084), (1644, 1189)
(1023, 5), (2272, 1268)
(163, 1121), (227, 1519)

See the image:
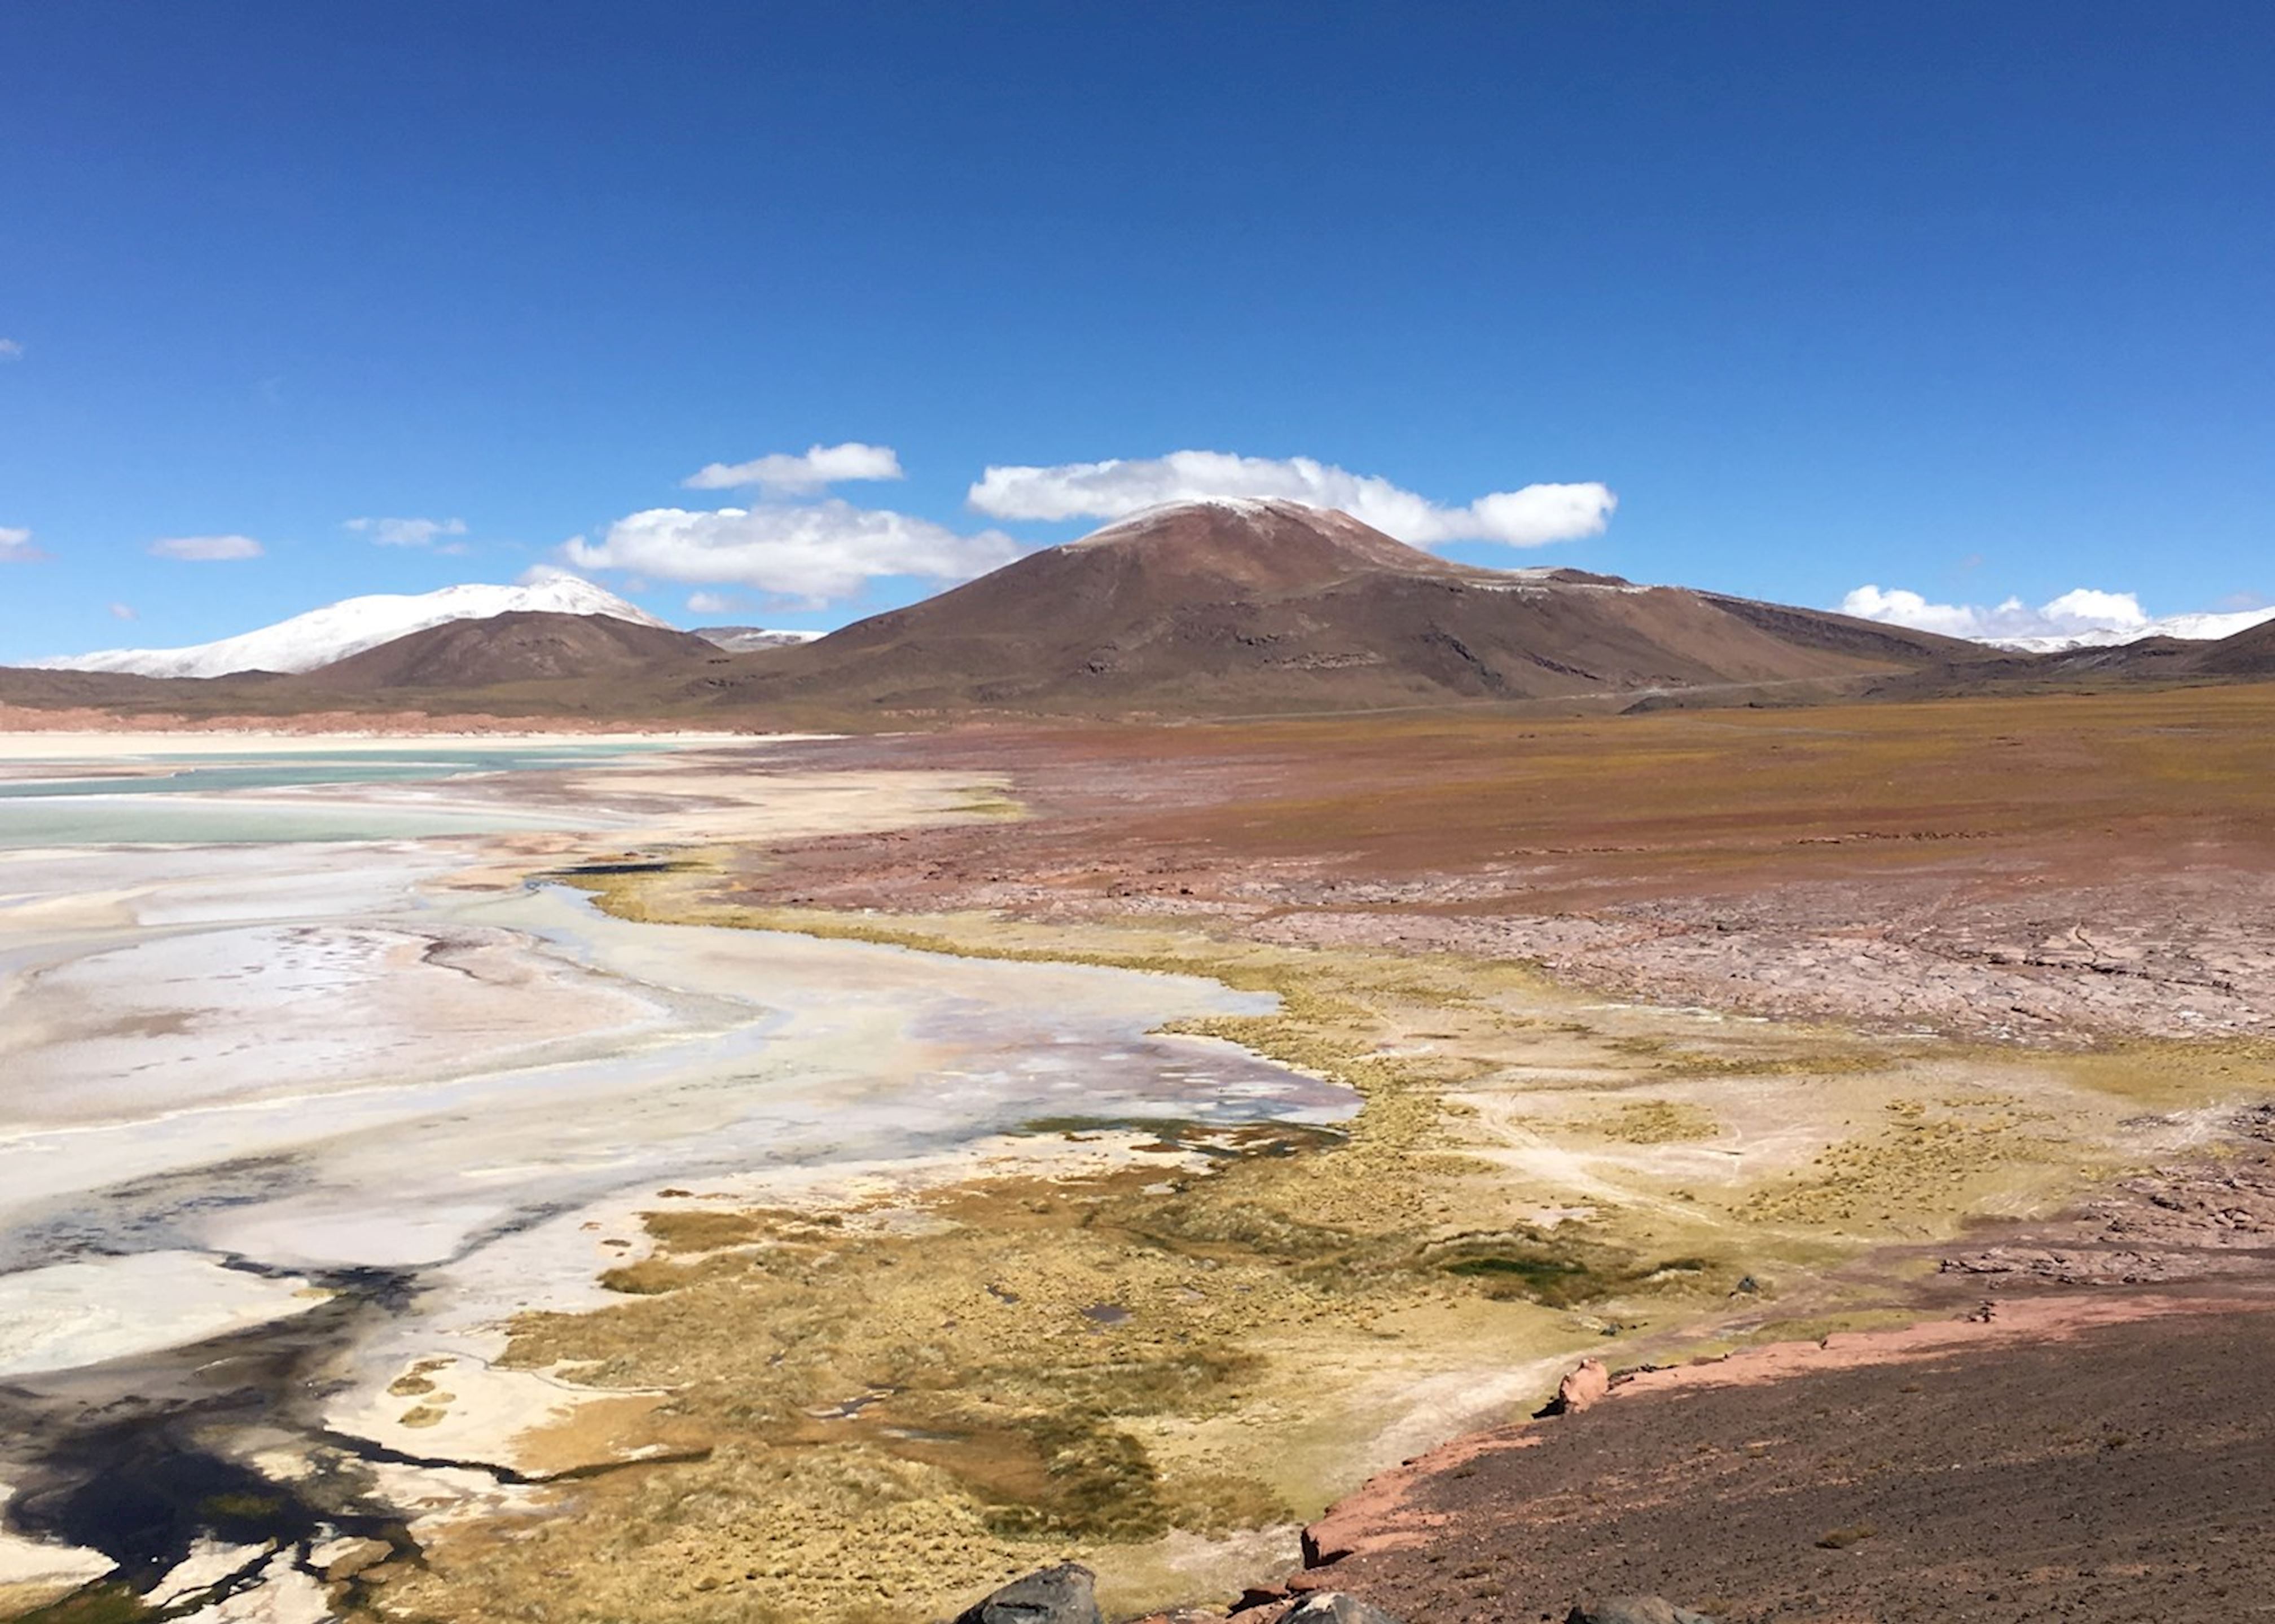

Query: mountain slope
(298, 611), (715, 691)
(33, 578), (666, 678)
(695, 499), (1985, 714)
(2186, 616), (2275, 676)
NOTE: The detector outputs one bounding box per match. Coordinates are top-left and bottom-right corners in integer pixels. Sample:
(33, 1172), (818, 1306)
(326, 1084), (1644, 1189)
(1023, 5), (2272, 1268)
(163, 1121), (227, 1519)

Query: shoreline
(517, 858), (2275, 1623)
(0, 728), (776, 759)
(0, 741), (1363, 1621)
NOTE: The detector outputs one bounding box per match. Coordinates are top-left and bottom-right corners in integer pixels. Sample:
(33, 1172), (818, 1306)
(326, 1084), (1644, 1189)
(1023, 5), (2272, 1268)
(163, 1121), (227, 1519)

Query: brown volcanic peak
(300, 610), (714, 692)
(1053, 497), (1477, 592)
(695, 500), (1982, 716)
(842, 498), (1486, 639)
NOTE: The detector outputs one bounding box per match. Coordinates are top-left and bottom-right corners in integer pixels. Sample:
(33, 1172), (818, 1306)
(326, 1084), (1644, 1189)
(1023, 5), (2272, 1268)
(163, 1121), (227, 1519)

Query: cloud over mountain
(1841, 583), (2275, 650)
(968, 451), (1616, 548)
(563, 500), (1018, 606)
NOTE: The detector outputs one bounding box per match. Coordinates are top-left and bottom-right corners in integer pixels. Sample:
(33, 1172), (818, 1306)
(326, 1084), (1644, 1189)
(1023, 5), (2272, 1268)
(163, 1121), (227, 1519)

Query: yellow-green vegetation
(951, 786), (1025, 819)
(1736, 1094), (2065, 1229)
(1574, 1099), (1723, 1143)
(374, 859), (2275, 1624)
(7, 1584), (155, 1624)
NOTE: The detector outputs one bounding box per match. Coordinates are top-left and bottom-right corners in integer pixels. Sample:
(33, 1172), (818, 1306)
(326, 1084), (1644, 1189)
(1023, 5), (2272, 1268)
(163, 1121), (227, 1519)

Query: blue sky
(3, 1), (2270, 661)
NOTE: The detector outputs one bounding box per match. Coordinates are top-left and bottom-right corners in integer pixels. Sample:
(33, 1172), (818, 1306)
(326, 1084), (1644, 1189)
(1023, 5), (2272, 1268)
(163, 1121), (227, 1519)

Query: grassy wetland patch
(367, 857), (2275, 1624)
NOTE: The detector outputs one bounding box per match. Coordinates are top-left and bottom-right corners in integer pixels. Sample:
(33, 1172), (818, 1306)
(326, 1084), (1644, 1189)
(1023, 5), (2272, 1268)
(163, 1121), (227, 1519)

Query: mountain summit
(34, 576), (664, 679)
(697, 499), (1977, 714)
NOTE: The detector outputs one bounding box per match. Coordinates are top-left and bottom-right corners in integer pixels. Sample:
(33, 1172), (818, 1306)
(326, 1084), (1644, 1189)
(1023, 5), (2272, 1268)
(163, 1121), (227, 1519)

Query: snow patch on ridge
(32, 577), (667, 678)
(1062, 495), (1311, 547)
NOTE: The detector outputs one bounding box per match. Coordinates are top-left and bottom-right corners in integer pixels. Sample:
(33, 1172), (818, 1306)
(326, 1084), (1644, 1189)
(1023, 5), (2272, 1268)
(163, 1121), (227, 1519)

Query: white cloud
(685, 591), (737, 615)
(684, 442), (906, 494)
(346, 516), (469, 549)
(0, 338), (21, 360)
(1839, 583), (2275, 650)
(0, 525), (45, 562)
(967, 451), (1617, 548)
(108, 602), (137, 620)
(150, 534), (264, 561)
(516, 562), (587, 588)
(564, 500), (1018, 607)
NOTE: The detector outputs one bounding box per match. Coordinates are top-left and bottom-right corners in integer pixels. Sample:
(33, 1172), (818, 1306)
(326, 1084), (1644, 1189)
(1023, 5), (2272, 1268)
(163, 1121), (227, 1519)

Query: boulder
(1281, 1593), (1406, 1623)
(1542, 1356), (1611, 1416)
(314, 1537), (394, 1583)
(950, 1563), (1104, 1624)
(1566, 1597), (1714, 1624)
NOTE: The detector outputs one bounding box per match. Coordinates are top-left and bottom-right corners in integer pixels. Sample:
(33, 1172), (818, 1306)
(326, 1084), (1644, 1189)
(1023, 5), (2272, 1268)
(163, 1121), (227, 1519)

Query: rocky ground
(1250, 1285), (2275, 1624)
(707, 698), (2275, 1046)
(1115, 1099), (2275, 1624)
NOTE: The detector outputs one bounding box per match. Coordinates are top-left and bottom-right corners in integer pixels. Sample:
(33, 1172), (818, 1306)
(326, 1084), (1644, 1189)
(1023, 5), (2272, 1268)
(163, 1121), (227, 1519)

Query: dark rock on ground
(951, 1562), (1104, 1624)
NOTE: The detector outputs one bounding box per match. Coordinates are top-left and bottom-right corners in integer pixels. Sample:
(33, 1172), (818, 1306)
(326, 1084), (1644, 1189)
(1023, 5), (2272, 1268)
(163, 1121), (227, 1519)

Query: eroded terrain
(702, 690), (2275, 1045)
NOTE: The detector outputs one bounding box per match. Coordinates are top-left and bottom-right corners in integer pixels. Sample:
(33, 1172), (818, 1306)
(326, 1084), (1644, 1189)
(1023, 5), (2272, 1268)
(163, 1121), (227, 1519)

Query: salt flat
(0, 736), (1351, 1616)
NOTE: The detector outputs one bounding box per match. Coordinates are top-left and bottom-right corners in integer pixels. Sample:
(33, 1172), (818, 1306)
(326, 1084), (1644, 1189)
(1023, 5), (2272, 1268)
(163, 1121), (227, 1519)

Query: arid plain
(6, 683), (2249, 1623)
(516, 689), (2275, 1623)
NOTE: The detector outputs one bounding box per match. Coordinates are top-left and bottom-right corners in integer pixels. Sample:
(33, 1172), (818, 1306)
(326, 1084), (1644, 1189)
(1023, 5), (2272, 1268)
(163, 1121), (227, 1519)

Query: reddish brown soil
(1942, 1104), (2275, 1286)
(1150, 1108), (2275, 1624)
(715, 688), (2275, 1043)
(1255, 1286), (2275, 1624)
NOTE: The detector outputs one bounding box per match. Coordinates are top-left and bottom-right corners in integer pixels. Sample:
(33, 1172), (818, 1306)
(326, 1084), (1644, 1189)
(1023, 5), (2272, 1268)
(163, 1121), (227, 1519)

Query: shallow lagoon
(0, 737), (1352, 1609)
(0, 741), (684, 847)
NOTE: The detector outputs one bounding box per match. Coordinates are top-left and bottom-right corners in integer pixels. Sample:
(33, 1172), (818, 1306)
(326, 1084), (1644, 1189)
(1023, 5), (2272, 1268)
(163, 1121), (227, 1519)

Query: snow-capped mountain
(1841, 584), (2275, 655)
(32, 577), (669, 678)
(1989, 605), (2275, 654)
(689, 626), (826, 653)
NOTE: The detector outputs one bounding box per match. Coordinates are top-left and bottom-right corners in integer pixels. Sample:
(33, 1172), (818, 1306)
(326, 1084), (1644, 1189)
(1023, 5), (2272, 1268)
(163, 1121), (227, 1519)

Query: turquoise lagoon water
(0, 742), (687, 847)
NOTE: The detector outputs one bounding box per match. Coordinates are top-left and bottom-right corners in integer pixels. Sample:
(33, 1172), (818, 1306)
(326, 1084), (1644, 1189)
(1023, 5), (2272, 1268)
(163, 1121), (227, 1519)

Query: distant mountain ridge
(691, 626), (826, 653)
(691, 498), (1987, 713)
(11, 503), (2274, 721)
(1988, 604), (2275, 654)
(32, 577), (665, 678)
(300, 611), (715, 690)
